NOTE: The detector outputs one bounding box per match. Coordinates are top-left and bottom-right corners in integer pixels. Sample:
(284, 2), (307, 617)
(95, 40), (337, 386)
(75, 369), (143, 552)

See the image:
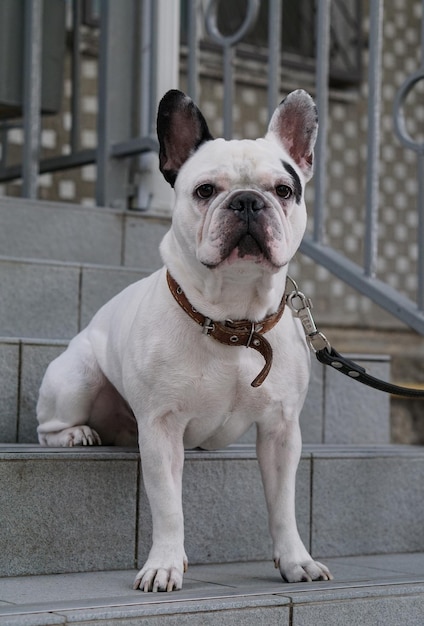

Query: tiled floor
(1, 553), (424, 617)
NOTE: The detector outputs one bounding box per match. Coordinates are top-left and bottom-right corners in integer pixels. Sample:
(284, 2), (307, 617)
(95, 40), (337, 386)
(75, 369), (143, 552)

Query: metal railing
(0, 0), (423, 333)
(0, 0), (159, 209)
(301, 0), (424, 334)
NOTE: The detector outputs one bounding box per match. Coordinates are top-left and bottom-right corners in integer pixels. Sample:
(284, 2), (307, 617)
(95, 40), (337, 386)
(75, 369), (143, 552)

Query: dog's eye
(276, 185), (293, 200)
(196, 184), (215, 199)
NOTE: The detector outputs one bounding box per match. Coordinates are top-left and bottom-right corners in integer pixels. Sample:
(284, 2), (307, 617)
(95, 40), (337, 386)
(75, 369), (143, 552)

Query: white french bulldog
(37, 89), (333, 591)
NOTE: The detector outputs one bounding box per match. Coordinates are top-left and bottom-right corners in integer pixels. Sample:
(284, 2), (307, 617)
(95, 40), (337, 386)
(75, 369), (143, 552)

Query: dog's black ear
(157, 90), (214, 187)
(266, 90), (318, 181)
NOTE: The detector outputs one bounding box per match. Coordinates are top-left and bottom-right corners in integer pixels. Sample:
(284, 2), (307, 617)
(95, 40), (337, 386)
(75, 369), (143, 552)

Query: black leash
(286, 277), (424, 399)
(315, 346), (424, 398)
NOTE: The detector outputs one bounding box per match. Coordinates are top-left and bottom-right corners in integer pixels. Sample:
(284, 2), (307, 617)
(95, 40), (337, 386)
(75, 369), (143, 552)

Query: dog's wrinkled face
(157, 89), (318, 275)
(175, 138), (306, 271)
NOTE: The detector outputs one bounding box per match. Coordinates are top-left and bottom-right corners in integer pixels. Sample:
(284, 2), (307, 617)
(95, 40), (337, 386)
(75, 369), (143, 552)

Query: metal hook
(205, 0), (261, 48)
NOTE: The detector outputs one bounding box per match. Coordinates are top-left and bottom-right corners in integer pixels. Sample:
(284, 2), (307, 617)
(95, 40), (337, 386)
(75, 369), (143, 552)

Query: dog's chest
(170, 347), (273, 448)
(181, 376), (266, 449)
(171, 322), (308, 448)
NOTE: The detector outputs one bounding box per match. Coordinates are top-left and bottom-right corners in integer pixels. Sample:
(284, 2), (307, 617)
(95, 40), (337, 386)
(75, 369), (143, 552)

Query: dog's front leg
(257, 419), (333, 583)
(133, 416), (188, 592)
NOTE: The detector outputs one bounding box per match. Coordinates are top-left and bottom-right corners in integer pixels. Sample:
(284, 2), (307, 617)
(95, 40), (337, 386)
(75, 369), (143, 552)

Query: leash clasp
(286, 281), (331, 353)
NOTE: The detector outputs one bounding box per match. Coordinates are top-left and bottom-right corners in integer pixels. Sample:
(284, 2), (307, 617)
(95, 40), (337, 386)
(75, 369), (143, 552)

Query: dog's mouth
(221, 209), (276, 266)
(233, 232), (263, 259)
(204, 229), (277, 270)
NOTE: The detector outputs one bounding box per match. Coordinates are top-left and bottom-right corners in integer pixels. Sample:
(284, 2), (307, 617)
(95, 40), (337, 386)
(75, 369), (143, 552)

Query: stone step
(0, 337), (390, 445)
(0, 255), (149, 339)
(1, 554), (424, 625)
(0, 195), (169, 267)
(1, 444), (423, 579)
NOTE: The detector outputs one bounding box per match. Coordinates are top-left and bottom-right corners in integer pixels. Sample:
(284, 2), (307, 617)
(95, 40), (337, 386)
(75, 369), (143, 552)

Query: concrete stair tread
(0, 255), (151, 340)
(0, 254), (154, 272)
(0, 252), (150, 271)
(1, 442), (424, 457)
(0, 196), (170, 267)
(1, 554), (424, 625)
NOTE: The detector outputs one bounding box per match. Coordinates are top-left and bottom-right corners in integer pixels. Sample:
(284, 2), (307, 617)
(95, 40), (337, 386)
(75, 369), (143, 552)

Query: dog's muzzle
(222, 191), (271, 261)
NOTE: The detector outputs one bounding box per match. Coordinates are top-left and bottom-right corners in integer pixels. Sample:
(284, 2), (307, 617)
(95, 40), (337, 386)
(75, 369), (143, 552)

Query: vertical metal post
(313, 0), (331, 243)
(140, 0), (153, 137)
(418, 153), (424, 311)
(364, 0), (383, 278)
(22, 0), (43, 199)
(414, 4), (424, 311)
(71, 0), (82, 152)
(0, 124), (8, 175)
(187, 0), (198, 101)
(148, 0), (159, 135)
(267, 0), (282, 118)
(96, 0), (136, 208)
(417, 0), (424, 312)
(223, 46), (234, 139)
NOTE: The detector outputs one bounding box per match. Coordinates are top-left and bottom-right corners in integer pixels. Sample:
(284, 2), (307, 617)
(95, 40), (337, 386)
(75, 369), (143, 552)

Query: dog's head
(157, 89), (317, 276)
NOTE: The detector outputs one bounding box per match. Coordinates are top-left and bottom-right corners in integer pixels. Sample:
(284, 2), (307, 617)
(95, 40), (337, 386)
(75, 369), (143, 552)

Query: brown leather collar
(166, 271), (286, 387)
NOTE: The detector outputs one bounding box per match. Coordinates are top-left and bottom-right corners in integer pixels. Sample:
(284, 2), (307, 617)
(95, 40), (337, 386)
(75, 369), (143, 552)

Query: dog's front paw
(133, 556), (188, 592)
(275, 557), (333, 583)
(39, 426), (101, 447)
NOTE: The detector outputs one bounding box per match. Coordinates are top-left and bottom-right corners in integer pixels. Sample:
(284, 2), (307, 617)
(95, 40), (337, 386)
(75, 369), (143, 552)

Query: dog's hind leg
(36, 332), (104, 446)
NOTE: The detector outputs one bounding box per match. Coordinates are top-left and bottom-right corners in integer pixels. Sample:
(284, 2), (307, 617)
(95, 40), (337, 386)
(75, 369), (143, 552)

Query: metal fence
(301, 0), (424, 334)
(0, 0), (423, 333)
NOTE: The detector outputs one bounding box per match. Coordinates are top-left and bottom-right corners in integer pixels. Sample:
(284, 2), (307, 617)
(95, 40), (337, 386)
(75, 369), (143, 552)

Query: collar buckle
(202, 317), (215, 335)
(246, 322), (256, 348)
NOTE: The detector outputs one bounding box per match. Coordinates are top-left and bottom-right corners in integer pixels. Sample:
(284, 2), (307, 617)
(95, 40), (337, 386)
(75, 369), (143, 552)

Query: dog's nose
(228, 192), (265, 222)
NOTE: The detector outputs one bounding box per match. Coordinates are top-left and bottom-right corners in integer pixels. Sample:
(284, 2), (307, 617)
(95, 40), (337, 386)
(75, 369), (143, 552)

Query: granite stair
(1, 196), (423, 625)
